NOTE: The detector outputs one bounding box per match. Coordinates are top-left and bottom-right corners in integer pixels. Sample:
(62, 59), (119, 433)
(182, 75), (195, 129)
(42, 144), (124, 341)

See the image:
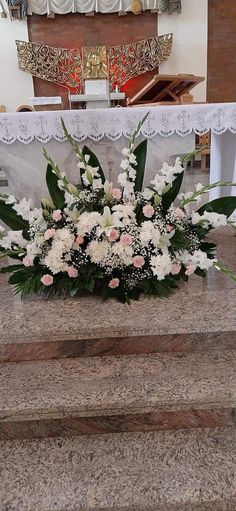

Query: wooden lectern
(127, 74), (205, 106)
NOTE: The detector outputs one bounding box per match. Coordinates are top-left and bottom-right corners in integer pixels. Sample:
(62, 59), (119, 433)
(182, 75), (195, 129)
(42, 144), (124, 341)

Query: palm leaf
(197, 196), (236, 218)
(82, 146), (105, 184)
(162, 171), (184, 212)
(134, 140), (147, 192)
(0, 200), (30, 239)
(46, 163), (65, 209)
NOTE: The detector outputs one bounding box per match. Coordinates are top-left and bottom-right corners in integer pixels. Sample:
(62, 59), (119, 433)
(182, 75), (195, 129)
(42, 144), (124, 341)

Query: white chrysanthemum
(43, 251), (68, 274)
(86, 240), (110, 264)
(53, 228), (75, 252)
(150, 252), (172, 280)
(0, 230), (27, 250)
(112, 242), (133, 266)
(76, 212), (101, 235)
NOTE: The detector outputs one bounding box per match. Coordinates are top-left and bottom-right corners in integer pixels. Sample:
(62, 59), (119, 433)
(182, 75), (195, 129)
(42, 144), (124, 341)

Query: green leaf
(46, 163), (65, 209)
(0, 264), (23, 274)
(162, 170), (184, 212)
(82, 146), (105, 184)
(134, 140), (147, 192)
(0, 200), (30, 239)
(194, 268), (206, 278)
(197, 196), (236, 218)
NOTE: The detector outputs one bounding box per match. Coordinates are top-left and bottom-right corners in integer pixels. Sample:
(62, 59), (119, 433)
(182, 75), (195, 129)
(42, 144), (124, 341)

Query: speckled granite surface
(0, 427), (236, 510)
(0, 228), (236, 362)
(0, 350), (235, 439)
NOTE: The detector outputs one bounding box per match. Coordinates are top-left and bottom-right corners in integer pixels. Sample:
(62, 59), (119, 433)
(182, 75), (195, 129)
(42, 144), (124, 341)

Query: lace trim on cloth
(0, 104), (236, 145)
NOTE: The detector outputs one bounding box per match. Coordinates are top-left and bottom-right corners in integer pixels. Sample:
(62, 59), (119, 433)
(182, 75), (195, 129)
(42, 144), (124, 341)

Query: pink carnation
(175, 207), (186, 219)
(41, 274), (53, 286)
(167, 224), (174, 232)
(108, 228), (119, 242)
(120, 234), (132, 246)
(75, 234), (84, 245)
(44, 228), (55, 241)
(23, 256), (34, 267)
(185, 265), (196, 276)
(67, 267), (78, 278)
(108, 278), (120, 289)
(133, 255), (145, 268)
(112, 188), (122, 200)
(171, 263), (181, 275)
(143, 205), (154, 218)
(52, 209), (62, 222)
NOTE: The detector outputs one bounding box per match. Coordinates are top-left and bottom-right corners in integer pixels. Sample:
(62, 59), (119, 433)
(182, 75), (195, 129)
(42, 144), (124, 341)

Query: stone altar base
(0, 227), (235, 509)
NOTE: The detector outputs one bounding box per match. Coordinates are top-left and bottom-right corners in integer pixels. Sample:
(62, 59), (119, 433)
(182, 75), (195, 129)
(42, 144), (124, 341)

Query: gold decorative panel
(16, 34), (173, 91)
(82, 46), (108, 79)
(16, 40), (83, 90)
(109, 34), (173, 89)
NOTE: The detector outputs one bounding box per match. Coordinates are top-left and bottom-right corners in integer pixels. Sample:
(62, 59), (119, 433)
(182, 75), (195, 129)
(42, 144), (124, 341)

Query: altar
(0, 103), (236, 207)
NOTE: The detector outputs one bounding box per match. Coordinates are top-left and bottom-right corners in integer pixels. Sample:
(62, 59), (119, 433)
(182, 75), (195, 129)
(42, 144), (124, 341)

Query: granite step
(1, 427), (236, 510)
(1, 350), (235, 440)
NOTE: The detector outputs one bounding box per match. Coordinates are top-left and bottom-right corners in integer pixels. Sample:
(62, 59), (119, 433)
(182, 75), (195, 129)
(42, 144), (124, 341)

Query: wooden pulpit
(127, 74), (205, 106)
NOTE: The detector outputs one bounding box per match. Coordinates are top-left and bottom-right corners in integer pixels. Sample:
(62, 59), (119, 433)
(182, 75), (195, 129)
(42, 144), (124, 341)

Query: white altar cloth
(0, 104), (236, 205)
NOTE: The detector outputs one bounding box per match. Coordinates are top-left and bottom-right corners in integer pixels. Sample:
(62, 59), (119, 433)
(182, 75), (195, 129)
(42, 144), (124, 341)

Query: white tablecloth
(0, 104), (236, 205)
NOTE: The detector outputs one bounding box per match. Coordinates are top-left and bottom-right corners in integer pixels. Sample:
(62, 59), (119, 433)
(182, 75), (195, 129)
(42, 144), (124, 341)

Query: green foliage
(134, 140), (147, 192)
(162, 170), (184, 212)
(0, 264), (24, 274)
(197, 196), (236, 218)
(9, 267), (44, 298)
(0, 200), (30, 239)
(142, 275), (177, 297)
(46, 163), (65, 209)
(82, 146), (105, 184)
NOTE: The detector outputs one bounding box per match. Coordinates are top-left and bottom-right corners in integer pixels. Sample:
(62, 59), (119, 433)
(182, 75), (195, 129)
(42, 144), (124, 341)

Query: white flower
(128, 167), (136, 180)
(150, 253), (172, 280)
(0, 230), (27, 250)
(192, 211), (227, 228)
(98, 206), (123, 232)
(118, 172), (128, 188)
(5, 195), (16, 205)
(53, 228), (74, 252)
(120, 159), (130, 171)
(43, 251), (68, 274)
(112, 242), (133, 265)
(195, 183), (204, 192)
(129, 153), (137, 165)
(122, 147), (131, 157)
(13, 198), (32, 221)
(64, 192), (77, 207)
(92, 178), (103, 190)
(142, 188), (154, 200)
(123, 181), (135, 199)
(104, 180), (113, 200)
(76, 211), (101, 235)
(86, 240), (110, 264)
(178, 249), (215, 271)
(0, 224), (5, 234)
(85, 154), (90, 164)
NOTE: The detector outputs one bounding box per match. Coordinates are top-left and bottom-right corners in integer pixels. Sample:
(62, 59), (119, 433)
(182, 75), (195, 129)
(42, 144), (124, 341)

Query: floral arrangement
(0, 116), (236, 303)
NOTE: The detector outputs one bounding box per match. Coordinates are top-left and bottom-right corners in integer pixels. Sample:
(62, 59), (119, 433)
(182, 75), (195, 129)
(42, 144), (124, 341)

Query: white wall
(0, 0), (34, 112)
(158, 0), (208, 102)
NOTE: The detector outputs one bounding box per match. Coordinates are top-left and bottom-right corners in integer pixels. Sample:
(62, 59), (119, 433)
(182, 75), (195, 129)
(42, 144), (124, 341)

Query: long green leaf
(0, 264), (23, 274)
(162, 170), (184, 212)
(134, 140), (147, 192)
(197, 196), (236, 218)
(46, 163), (65, 209)
(82, 146), (105, 184)
(0, 200), (30, 239)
